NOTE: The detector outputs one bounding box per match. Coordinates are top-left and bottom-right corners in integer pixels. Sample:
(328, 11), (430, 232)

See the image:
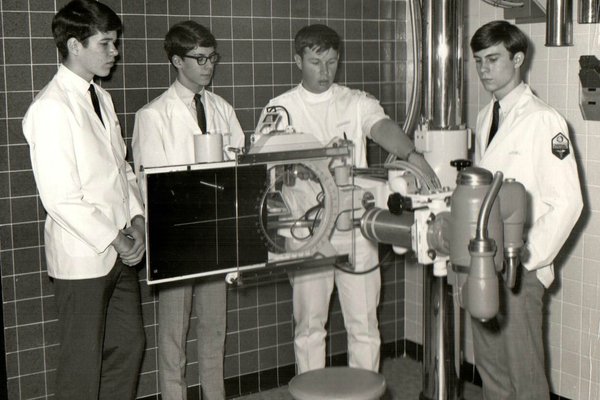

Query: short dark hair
(294, 24), (341, 57)
(52, 0), (122, 59)
(164, 21), (217, 62)
(470, 20), (528, 58)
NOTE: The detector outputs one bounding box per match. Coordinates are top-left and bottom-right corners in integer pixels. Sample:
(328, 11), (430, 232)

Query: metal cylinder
(546, 0), (573, 46)
(421, 0), (464, 129)
(420, 270), (461, 400)
(579, 0), (600, 23)
(360, 208), (413, 249)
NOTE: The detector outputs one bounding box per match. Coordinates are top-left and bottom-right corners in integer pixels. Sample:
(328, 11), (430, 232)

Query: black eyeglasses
(182, 52), (220, 65)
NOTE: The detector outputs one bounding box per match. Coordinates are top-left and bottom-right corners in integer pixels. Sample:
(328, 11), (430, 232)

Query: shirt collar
(57, 64), (95, 96)
(298, 83), (334, 104)
(174, 78), (204, 105)
(495, 81), (526, 117)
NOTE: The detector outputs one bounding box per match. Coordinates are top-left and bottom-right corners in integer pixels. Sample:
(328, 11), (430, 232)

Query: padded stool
(288, 367), (386, 400)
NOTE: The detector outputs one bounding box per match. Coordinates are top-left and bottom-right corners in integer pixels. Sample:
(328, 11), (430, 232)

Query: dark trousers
(53, 260), (145, 400)
(471, 268), (549, 400)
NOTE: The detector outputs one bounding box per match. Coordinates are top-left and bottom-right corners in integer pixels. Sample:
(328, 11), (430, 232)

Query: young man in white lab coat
(132, 21), (245, 400)
(257, 24), (436, 374)
(470, 20), (583, 399)
(22, 1), (146, 399)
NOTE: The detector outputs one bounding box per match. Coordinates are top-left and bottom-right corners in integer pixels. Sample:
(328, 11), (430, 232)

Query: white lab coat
(260, 83), (387, 372)
(475, 84), (583, 288)
(132, 82), (245, 177)
(22, 65), (144, 280)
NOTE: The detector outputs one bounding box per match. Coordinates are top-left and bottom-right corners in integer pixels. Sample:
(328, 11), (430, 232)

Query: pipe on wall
(546, 0), (573, 46)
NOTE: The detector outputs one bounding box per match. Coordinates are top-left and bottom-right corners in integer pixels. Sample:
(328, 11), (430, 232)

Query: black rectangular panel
(146, 164), (268, 282)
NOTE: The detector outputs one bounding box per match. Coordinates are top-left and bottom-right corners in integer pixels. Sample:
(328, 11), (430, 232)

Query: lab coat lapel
(484, 89), (530, 154)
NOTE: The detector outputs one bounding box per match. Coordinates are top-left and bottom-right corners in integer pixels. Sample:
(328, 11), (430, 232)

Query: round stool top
(288, 367), (386, 400)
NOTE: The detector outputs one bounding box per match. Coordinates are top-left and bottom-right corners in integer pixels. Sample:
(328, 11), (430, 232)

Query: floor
(233, 357), (483, 399)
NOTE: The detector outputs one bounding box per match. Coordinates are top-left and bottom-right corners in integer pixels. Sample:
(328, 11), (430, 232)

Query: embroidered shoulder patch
(551, 133), (570, 160)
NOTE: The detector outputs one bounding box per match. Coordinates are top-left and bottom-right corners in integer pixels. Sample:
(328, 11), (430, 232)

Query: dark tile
(235, 109), (255, 133)
(7, 91), (35, 119)
(272, 63), (292, 85)
(168, 0), (189, 15)
(3, 11), (30, 37)
(4, 326), (17, 352)
(20, 346), (46, 375)
(233, 40), (253, 63)
(2, 0), (28, 10)
(6, 65), (33, 92)
(224, 374), (240, 398)
(123, 39), (148, 64)
(232, 17), (252, 39)
(212, 16), (233, 40)
(328, 0), (345, 18)
(20, 371), (46, 398)
(9, 144), (32, 171)
(256, 282), (276, 304)
(101, 0), (122, 13)
(16, 272), (42, 300)
(16, 297), (43, 325)
(226, 309), (239, 332)
(11, 170), (37, 197)
(233, 63), (254, 86)
(0, 146), (7, 172)
(146, 15), (170, 40)
(191, 0), (212, 16)
(4, 39), (32, 64)
(232, 0), (251, 16)
(3, 276), (16, 302)
(238, 307), (258, 331)
(239, 369), (259, 393)
(42, 296), (58, 325)
(8, 117), (27, 146)
(272, 19), (291, 40)
(147, 64), (172, 88)
(13, 247), (41, 276)
(125, 89), (149, 115)
(239, 328), (258, 352)
(6, 377), (20, 400)
(290, 19), (309, 40)
(291, 0), (308, 17)
(278, 363), (295, 386)
(272, 1), (290, 17)
(272, 41), (292, 63)
(213, 64), (233, 86)
(12, 222), (40, 248)
(258, 325), (277, 348)
(30, 11), (54, 37)
(309, 0), (327, 18)
(33, 65), (56, 92)
(146, 0), (167, 14)
(212, 0), (232, 16)
(31, 38), (58, 64)
(0, 199), (9, 224)
(124, 64), (149, 89)
(253, 0), (271, 17)
(259, 363), (278, 390)
(6, 352), (19, 379)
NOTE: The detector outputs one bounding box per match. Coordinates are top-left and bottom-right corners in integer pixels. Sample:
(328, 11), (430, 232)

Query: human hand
(407, 151), (439, 186)
(112, 216), (146, 266)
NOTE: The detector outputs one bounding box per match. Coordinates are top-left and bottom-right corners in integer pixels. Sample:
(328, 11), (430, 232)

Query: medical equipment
(360, 166), (527, 321)
(141, 126), (390, 285)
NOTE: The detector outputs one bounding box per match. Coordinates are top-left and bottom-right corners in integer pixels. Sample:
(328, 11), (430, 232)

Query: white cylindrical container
(194, 133), (223, 163)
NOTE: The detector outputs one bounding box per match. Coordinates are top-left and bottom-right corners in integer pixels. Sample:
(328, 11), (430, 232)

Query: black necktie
(194, 93), (207, 134)
(487, 100), (500, 145)
(89, 84), (104, 127)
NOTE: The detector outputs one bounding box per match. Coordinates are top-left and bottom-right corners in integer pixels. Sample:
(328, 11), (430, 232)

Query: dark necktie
(194, 93), (207, 134)
(89, 84), (104, 127)
(487, 100), (500, 145)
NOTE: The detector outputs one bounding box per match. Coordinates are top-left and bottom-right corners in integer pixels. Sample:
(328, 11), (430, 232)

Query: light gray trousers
(158, 278), (227, 400)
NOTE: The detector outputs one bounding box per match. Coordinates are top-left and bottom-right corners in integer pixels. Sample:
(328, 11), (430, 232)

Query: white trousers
(289, 235), (381, 373)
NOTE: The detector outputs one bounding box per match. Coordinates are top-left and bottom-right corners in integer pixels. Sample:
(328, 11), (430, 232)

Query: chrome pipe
(546, 0), (573, 46)
(422, 0), (464, 129)
(579, 0), (600, 23)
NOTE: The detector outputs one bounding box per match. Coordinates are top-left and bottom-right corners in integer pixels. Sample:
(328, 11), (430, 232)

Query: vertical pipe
(579, 0), (600, 23)
(421, 0), (464, 129)
(419, 0), (463, 399)
(546, 0), (573, 46)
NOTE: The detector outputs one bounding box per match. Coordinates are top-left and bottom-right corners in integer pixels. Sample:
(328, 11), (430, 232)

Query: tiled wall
(0, 0), (409, 399)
